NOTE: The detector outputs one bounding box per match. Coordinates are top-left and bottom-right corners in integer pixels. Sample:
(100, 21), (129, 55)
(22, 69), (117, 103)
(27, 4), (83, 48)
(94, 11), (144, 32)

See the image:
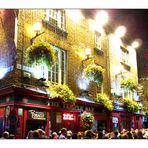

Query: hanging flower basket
(95, 93), (113, 111)
(44, 81), (76, 104)
(122, 98), (139, 112)
(143, 106), (148, 116)
(83, 64), (104, 86)
(26, 41), (56, 69)
(120, 78), (137, 91)
(80, 111), (94, 130)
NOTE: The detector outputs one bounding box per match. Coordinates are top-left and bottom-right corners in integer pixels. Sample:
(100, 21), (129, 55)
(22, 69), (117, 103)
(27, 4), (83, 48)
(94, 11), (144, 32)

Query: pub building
(110, 100), (143, 132)
(0, 85), (111, 139)
(0, 9), (144, 138)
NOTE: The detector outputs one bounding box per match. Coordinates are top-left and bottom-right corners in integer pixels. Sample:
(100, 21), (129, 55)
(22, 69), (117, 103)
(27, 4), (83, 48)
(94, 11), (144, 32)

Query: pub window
(45, 9), (66, 31)
(94, 31), (102, 50)
(48, 45), (67, 84)
(121, 47), (130, 65)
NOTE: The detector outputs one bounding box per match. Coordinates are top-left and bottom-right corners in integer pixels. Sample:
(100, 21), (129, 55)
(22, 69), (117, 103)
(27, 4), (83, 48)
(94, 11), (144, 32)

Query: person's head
(77, 132), (83, 139)
(52, 132), (59, 139)
(98, 131), (103, 139)
(127, 131), (134, 139)
(120, 133), (128, 139)
(37, 129), (46, 138)
(137, 130), (144, 139)
(27, 130), (33, 139)
(113, 130), (119, 138)
(67, 130), (72, 139)
(84, 130), (96, 139)
(32, 130), (39, 139)
(60, 128), (67, 136)
(2, 131), (9, 139)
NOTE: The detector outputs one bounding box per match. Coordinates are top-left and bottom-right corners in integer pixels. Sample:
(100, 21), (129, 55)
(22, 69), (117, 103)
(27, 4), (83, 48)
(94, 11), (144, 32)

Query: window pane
(46, 9), (65, 30)
(48, 45), (66, 84)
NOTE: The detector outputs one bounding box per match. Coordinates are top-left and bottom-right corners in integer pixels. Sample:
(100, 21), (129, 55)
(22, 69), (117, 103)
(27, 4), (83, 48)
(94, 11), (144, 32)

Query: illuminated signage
(28, 110), (46, 120)
(112, 117), (118, 123)
(63, 113), (75, 121)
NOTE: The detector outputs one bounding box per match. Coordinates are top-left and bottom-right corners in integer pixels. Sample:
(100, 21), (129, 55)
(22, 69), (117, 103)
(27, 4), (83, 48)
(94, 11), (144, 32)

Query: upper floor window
(48, 45), (67, 84)
(45, 9), (66, 31)
(94, 31), (102, 50)
(121, 46), (130, 65)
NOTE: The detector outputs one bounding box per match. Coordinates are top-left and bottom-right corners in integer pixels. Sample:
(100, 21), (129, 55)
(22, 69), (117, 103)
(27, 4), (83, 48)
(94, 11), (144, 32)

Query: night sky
(82, 9), (148, 79)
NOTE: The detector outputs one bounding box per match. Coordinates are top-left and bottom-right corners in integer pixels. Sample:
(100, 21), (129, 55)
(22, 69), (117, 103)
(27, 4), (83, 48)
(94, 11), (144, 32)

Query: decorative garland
(83, 64), (104, 86)
(26, 40), (56, 69)
(44, 81), (76, 103)
(80, 111), (95, 130)
(95, 93), (113, 111)
(120, 78), (137, 91)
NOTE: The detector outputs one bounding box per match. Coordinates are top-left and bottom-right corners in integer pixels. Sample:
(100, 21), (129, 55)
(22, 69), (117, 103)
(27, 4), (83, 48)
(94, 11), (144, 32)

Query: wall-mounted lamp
(131, 39), (142, 49)
(115, 26), (126, 38)
(81, 48), (93, 69)
(115, 71), (127, 79)
(30, 22), (45, 44)
(82, 48), (92, 64)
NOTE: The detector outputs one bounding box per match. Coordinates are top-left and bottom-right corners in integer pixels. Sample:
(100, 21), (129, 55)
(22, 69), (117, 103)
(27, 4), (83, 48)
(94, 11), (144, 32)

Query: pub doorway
(25, 120), (46, 137)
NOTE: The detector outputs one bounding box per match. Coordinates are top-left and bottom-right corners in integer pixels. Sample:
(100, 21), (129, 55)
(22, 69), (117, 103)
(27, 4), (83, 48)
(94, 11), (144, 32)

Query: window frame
(45, 9), (66, 31)
(48, 45), (67, 84)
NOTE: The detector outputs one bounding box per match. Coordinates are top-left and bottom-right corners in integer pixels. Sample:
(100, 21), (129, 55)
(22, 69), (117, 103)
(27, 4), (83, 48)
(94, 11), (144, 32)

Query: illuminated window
(48, 45), (67, 84)
(121, 46), (130, 65)
(94, 31), (102, 50)
(45, 9), (66, 30)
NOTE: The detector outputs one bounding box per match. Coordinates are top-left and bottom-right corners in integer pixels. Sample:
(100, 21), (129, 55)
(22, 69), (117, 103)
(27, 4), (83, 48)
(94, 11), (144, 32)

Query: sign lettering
(28, 110), (46, 120)
(63, 113), (74, 121)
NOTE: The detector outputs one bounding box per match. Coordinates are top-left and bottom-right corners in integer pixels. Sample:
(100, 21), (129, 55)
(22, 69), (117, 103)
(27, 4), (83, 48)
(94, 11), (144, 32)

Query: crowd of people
(1, 128), (148, 139)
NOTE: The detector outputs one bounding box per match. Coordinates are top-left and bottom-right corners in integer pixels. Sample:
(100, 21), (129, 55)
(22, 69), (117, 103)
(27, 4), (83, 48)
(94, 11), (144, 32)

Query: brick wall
(1, 9), (110, 98)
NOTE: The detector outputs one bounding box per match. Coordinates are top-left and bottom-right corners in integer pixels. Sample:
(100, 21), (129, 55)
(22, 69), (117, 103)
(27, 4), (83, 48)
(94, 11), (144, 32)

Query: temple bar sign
(28, 110), (46, 120)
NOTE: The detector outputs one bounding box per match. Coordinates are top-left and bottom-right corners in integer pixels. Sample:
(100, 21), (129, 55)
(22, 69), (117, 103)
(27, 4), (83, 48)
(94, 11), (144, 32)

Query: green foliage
(143, 106), (148, 116)
(26, 40), (56, 69)
(44, 81), (76, 103)
(83, 64), (104, 86)
(122, 98), (139, 112)
(120, 78), (137, 91)
(80, 111), (95, 130)
(95, 93), (113, 111)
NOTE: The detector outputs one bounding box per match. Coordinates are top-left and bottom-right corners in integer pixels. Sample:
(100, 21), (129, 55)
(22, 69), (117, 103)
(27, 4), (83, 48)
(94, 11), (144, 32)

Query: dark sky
(82, 9), (148, 79)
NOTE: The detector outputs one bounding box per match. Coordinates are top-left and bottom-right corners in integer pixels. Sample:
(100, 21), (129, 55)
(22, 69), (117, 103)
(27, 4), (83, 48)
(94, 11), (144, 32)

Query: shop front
(110, 100), (143, 132)
(0, 86), (51, 139)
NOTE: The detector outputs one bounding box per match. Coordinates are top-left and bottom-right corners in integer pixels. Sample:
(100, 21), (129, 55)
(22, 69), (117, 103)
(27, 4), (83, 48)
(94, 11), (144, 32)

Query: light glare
(85, 48), (91, 56)
(33, 22), (42, 32)
(66, 9), (82, 22)
(96, 10), (108, 26)
(115, 26), (126, 38)
(77, 75), (89, 90)
(132, 39), (142, 48)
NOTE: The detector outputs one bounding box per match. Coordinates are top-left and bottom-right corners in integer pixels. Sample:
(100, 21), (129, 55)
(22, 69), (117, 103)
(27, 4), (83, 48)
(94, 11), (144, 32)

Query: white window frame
(45, 9), (66, 31)
(94, 31), (102, 50)
(48, 45), (67, 84)
(121, 50), (129, 65)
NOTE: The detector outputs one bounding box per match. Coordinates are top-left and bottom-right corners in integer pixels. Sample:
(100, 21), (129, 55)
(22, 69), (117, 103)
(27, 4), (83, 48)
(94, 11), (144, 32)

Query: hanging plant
(26, 40), (56, 69)
(120, 78), (137, 91)
(143, 106), (148, 116)
(94, 93), (113, 111)
(122, 98), (139, 112)
(44, 81), (76, 103)
(80, 111), (95, 130)
(83, 64), (104, 86)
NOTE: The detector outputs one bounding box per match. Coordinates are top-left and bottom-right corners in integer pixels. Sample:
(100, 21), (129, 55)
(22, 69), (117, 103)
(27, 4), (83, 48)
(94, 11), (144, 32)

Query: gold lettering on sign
(30, 110), (46, 120)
